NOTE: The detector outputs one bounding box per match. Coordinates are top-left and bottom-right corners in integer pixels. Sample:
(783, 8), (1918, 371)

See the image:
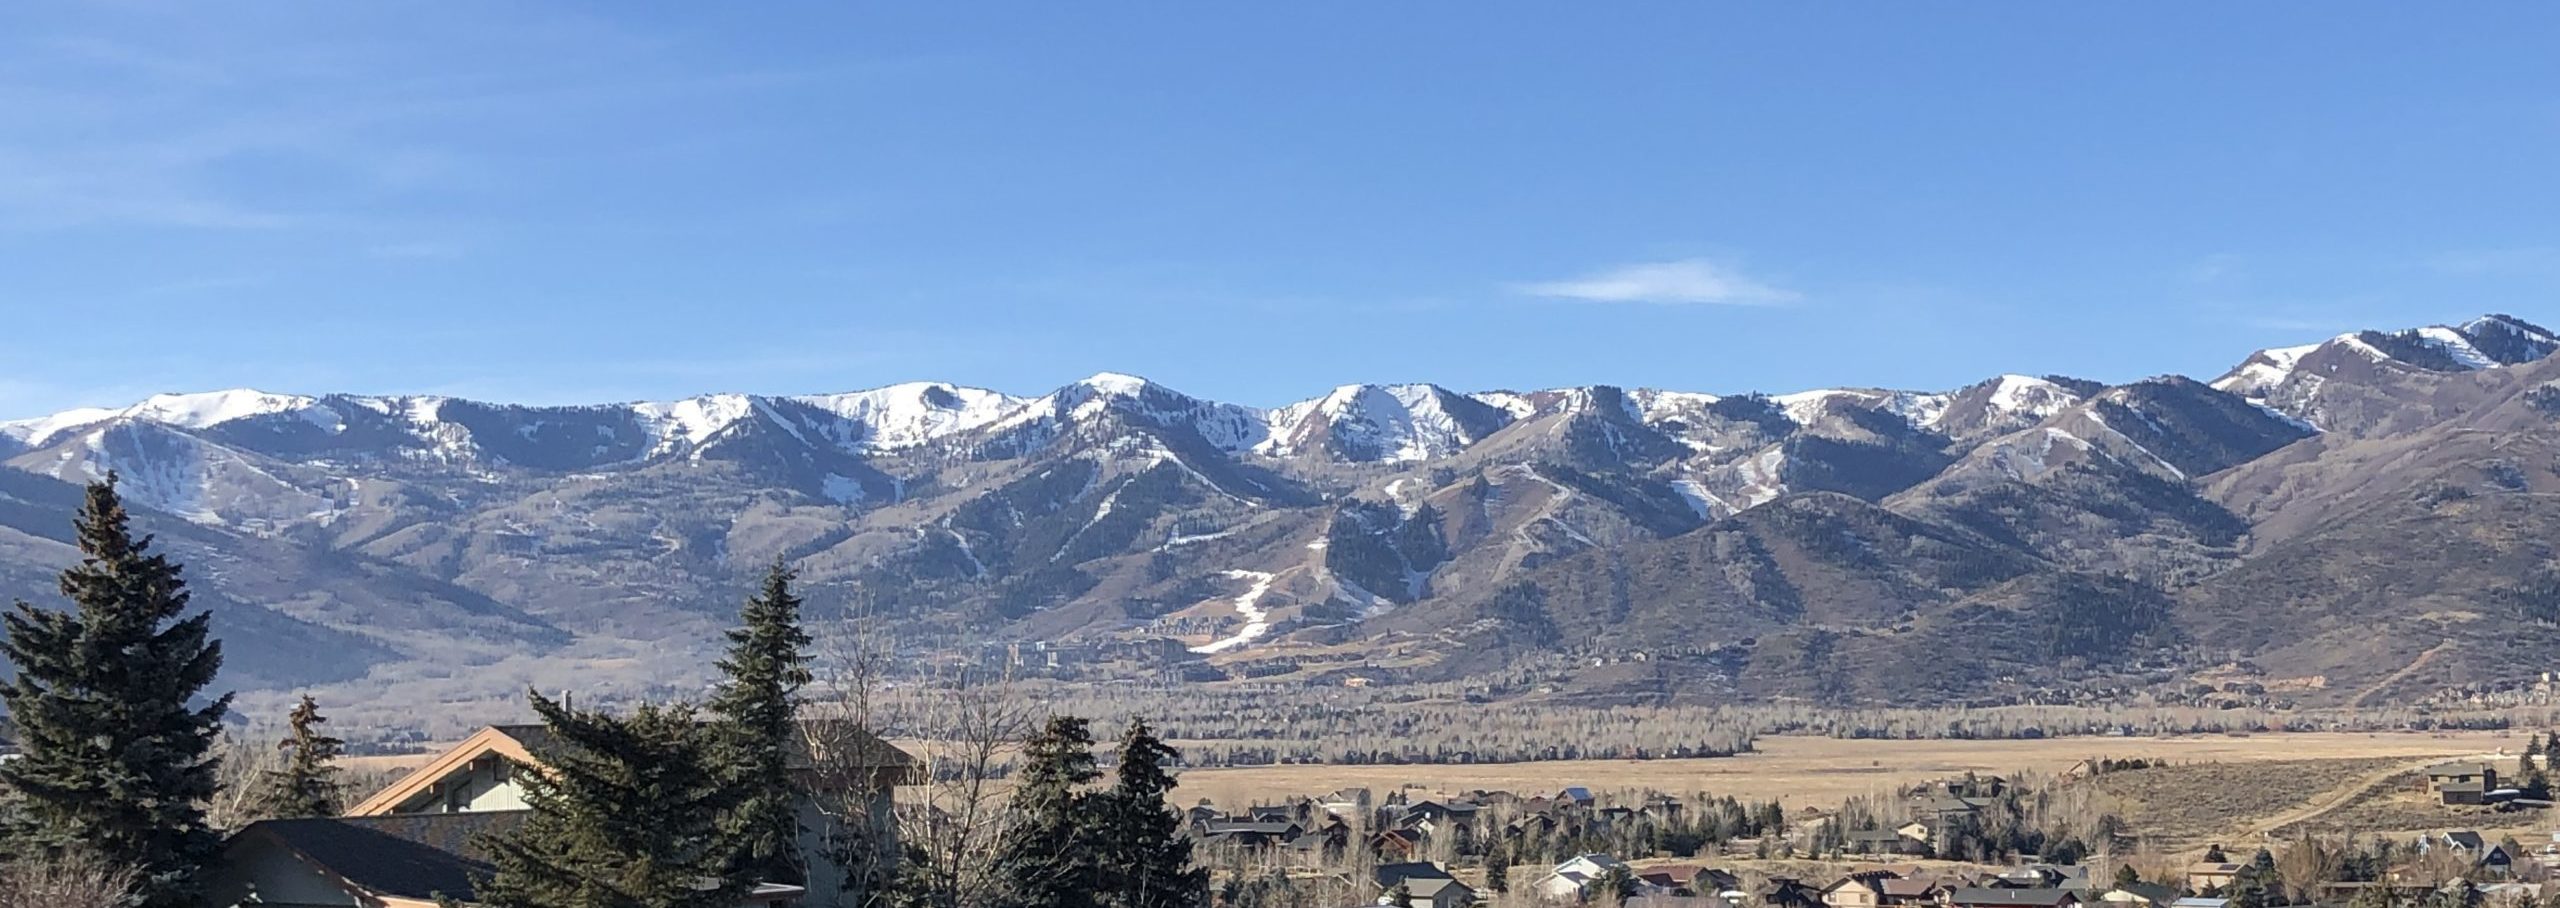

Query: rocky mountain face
(6, 314), (2560, 726)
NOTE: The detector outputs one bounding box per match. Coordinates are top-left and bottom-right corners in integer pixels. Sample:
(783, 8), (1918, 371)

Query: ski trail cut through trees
(1189, 570), (1277, 654)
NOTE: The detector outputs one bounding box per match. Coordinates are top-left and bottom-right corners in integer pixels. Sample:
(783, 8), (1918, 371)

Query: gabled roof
(1377, 862), (1456, 888)
(2444, 831), (2487, 850)
(2427, 761), (2493, 777)
(1407, 878), (1476, 901)
(346, 725), (543, 817)
(229, 811), (528, 904)
(2105, 882), (2179, 905)
(1948, 888), (2079, 908)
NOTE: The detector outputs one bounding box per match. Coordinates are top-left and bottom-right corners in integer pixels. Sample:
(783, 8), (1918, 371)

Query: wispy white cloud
(1517, 258), (1799, 305)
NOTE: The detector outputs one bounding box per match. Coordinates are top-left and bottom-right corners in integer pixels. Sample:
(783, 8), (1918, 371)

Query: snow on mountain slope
(1771, 387), (1951, 433)
(1260, 383), (1509, 462)
(979, 372), (1274, 456)
(629, 394), (757, 457)
(2212, 343), (2324, 398)
(792, 382), (1023, 450)
(1, 390), (322, 447)
(2216, 315), (2560, 398)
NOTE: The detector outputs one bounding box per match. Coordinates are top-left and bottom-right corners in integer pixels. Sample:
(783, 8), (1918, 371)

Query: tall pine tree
(474, 691), (745, 908)
(991, 716), (1101, 908)
(249, 694), (348, 819)
(707, 560), (815, 887)
(0, 477), (229, 908)
(1094, 720), (1205, 908)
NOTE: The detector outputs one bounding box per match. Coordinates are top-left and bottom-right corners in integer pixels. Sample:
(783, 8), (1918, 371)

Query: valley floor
(1168, 729), (2522, 810)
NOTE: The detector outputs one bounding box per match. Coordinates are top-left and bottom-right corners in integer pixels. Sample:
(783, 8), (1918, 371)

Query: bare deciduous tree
(2276, 836), (2345, 904)
(805, 602), (1036, 908)
(0, 848), (137, 908)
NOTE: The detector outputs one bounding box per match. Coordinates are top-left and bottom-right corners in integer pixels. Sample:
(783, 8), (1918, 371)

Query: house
(2428, 762), (2501, 806)
(274, 720), (914, 908)
(1846, 828), (1928, 856)
(1323, 788), (1375, 819)
(1537, 855), (1632, 902)
(1371, 828), (1426, 861)
(207, 813), (808, 908)
(2096, 883), (2179, 908)
(2425, 830), (2517, 876)
(1822, 872), (1898, 908)
(1877, 878), (1948, 907)
(1990, 866), (2086, 889)
(1947, 890), (2081, 908)
(2184, 863), (2242, 893)
(1638, 871), (1694, 895)
(1558, 787), (1598, 807)
(1759, 877), (1824, 908)
(1376, 863), (1477, 908)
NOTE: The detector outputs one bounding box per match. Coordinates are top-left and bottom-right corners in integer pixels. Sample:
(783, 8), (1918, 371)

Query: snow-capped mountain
(4, 312), (2558, 726)
(1261, 384), (1511, 463)
(2213, 314), (2560, 432)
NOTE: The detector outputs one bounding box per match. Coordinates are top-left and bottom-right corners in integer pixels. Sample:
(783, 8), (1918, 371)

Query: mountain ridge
(5, 312), (2557, 729)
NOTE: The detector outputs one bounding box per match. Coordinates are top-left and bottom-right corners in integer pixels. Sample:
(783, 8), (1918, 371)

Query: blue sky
(2, 3), (2557, 416)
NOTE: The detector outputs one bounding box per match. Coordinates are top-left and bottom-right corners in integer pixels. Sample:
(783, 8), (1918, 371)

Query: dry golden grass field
(1168, 730), (2524, 809)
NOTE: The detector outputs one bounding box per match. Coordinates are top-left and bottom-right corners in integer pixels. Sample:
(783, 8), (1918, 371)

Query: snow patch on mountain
(2413, 326), (2498, 370)
(1188, 569), (1277, 654)
(1261, 384), (1492, 462)
(2212, 343), (2322, 396)
(793, 382), (1022, 450)
(0, 389), (320, 447)
(630, 394), (755, 457)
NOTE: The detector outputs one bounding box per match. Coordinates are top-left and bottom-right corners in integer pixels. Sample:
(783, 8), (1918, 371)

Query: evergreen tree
(249, 694), (348, 819)
(0, 477), (229, 908)
(2206, 844), (2230, 863)
(1485, 847), (1512, 896)
(707, 560), (815, 887)
(2231, 848), (2281, 908)
(1094, 720), (1204, 908)
(2115, 865), (2142, 890)
(474, 691), (746, 908)
(992, 716), (1101, 908)
(1388, 881), (1414, 908)
(1598, 864), (1639, 906)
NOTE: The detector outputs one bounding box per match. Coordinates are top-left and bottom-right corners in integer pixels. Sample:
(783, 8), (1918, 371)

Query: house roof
(1407, 879), (1476, 901)
(2445, 831), (2487, 849)
(2171, 899), (2231, 908)
(1881, 878), (1945, 898)
(350, 720), (916, 817)
(231, 811), (529, 903)
(2105, 883), (2179, 905)
(1376, 862), (1456, 887)
(1948, 888), (2079, 908)
(2185, 863), (2241, 876)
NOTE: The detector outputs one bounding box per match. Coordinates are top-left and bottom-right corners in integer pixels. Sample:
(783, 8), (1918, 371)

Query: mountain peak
(1077, 372), (1156, 396)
